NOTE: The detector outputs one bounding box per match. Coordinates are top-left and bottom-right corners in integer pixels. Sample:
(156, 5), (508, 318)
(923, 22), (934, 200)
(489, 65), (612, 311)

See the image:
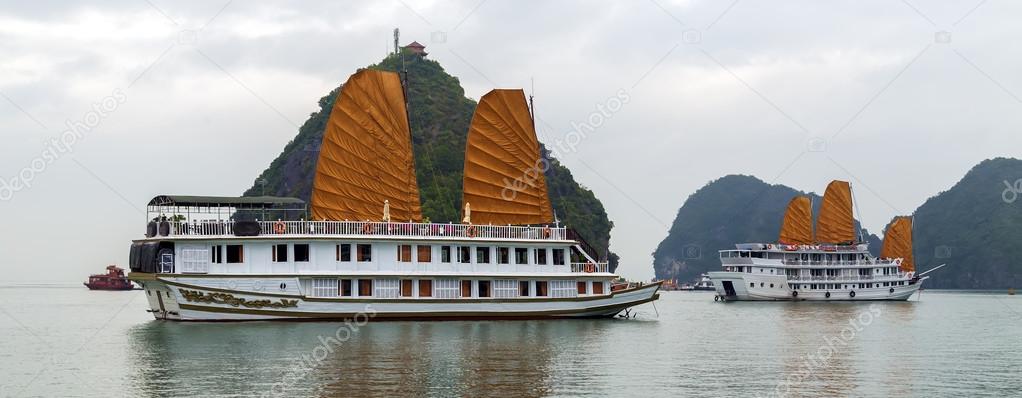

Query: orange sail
(778, 196), (813, 245)
(461, 89), (553, 225)
(881, 217), (915, 273)
(310, 69), (422, 222)
(815, 180), (856, 244)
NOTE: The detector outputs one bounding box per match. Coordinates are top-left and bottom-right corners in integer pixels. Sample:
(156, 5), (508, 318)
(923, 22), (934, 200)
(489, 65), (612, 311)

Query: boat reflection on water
(128, 319), (625, 396)
(775, 301), (918, 397)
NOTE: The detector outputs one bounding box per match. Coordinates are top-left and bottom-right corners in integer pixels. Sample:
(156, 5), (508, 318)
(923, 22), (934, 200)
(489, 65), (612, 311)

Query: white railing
(153, 220), (567, 241)
(780, 260), (897, 267)
(785, 274), (906, 282)
(570, 262), (610, 273)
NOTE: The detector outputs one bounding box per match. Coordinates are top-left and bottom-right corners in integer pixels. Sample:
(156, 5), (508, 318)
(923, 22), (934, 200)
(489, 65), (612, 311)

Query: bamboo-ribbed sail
(881, 217), (915, 273)
(461, 89), (553, 225)
(310, 69), (422, 222)
(779, 196), (813, 245)
(815, 180), (855, 244)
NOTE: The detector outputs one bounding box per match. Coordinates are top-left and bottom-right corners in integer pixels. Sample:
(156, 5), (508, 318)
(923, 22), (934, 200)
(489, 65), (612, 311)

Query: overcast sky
(1, 0), (1020, 283)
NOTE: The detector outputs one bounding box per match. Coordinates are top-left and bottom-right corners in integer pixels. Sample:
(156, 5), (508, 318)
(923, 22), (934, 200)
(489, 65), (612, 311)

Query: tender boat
(708, 181), (926, 301)
(128, 70), (660, 321)
(84, 265), (134, 291)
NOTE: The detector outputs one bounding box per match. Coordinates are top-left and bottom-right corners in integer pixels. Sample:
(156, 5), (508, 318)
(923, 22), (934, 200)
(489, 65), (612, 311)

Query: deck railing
(153, 220), (568, 241)
(785, 274), (906, 282)
(570, 262), (610, 273)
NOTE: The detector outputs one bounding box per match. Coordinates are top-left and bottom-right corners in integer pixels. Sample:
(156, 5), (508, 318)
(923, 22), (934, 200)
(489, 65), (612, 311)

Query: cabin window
(478, 280), (491, 298)
(272, 244), (288, 262)
(552, 249), (565, 265)
(210, 245), (223, 263)
(577, 281), (588, 295)
(494, 280), (518, 298)
(535, 248), (547, 265)
(750, 283), (755, 288)
(498, 247), (510, 264)
(515, 248), (528, 264)
(476, 247), (491, 264)
(398, 245), (412, 262)
(461, 280), (472, 297)
(417, 245), (432, 262)
(311, 278), (339, 297)
(458, 246), (471, 263)
(401, 280), (413, 297)
(418, 280), (433, 297)
(519, 281), (530, 297)
(434, 279), (459, 298)
(535, 281), (549, 297)
(226, 245), (244, 263)
(592, 282), (604, 295)
(341, 279), (353, 296)
(550, 280), (578, 298)
(375, 279), (400, 298)
(294, 244), (310, 262)
(357, 244), (372, 262)
(358, 279), (373, 296)
(336, 244), (351, 262)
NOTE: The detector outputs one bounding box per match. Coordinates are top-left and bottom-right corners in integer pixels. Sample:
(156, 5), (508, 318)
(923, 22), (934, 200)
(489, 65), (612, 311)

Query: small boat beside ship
(84, 265), (134, 291)
(708, 180), (927, 301)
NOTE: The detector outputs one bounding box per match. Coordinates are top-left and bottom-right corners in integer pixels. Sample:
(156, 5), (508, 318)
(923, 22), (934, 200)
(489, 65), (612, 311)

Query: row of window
(305, 278), (605, 298)
(210, 243), (567, 265)
(789, 281), (908, 290)
(396, 245), (565, 265)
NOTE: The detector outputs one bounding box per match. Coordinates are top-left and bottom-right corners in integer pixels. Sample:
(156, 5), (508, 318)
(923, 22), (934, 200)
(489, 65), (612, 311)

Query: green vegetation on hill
(911, 157), (1022, 289)
(652, 175), (880, 283)
(243, 51), (618, 271)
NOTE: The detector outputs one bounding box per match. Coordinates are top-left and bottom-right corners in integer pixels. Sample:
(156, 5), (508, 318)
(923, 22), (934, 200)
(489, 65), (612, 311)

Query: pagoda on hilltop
(403, 41), (428, 57)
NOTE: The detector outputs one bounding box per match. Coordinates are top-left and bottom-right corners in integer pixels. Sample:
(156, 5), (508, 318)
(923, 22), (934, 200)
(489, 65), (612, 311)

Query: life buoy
(585, 262), (595, 273)
(273, 221), (286, 234)
(792, 290), (798, 298)
(362, 223), (373, 234)
(889, 287), (895, 294)
(714, 295), (720, 302)
(849, 290), (856, 298)
(825, 291), (831, 298)
(543, 226), (552, 239)
(466, 225), (477, 238)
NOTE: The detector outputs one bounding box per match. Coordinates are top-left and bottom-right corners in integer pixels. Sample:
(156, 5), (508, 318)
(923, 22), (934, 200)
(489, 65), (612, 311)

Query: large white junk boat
(708, 180), (925, 301)
(128, 70), (660, 321)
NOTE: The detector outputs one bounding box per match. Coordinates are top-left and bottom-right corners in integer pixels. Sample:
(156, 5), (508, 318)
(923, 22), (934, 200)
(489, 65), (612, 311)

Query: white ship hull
(134, 274), (661, 321)
(707, 271), (921, 301)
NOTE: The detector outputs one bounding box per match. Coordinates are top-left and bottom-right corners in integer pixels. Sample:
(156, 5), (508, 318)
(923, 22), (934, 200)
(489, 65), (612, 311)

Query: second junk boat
(128, 69), (660, 320)
(708, 180), (926, 301)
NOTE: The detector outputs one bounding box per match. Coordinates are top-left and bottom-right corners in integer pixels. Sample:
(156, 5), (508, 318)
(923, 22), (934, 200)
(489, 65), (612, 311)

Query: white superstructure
(130, 198), (659, 321)
(708, 243), (922, 301)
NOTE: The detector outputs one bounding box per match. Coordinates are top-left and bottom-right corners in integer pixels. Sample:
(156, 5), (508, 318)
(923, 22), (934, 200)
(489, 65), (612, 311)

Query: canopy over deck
(147, 195), (305, 209)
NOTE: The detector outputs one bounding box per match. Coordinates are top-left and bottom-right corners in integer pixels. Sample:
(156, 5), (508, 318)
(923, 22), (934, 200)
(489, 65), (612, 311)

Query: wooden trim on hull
(175, 294), (659, 321)
(144, 279), (662, 321)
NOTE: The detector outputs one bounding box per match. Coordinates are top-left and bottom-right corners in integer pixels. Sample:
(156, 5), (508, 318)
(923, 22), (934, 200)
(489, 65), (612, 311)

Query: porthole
(760, 283), (764, 287)
(280, 282), (287, 290)
(770, 283), (774, 288)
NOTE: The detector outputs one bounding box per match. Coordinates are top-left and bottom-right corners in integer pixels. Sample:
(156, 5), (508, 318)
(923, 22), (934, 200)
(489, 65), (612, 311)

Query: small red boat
(84, 265), (135, 290)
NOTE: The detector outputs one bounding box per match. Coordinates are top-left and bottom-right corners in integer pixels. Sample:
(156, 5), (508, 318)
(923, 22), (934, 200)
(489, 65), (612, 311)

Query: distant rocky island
(243, 45), (620, 271)
(654, 157), (1022, 289)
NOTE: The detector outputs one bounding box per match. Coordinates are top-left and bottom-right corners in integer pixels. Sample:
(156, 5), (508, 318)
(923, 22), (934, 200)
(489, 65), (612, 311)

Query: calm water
(0, 287), (1019, 397)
